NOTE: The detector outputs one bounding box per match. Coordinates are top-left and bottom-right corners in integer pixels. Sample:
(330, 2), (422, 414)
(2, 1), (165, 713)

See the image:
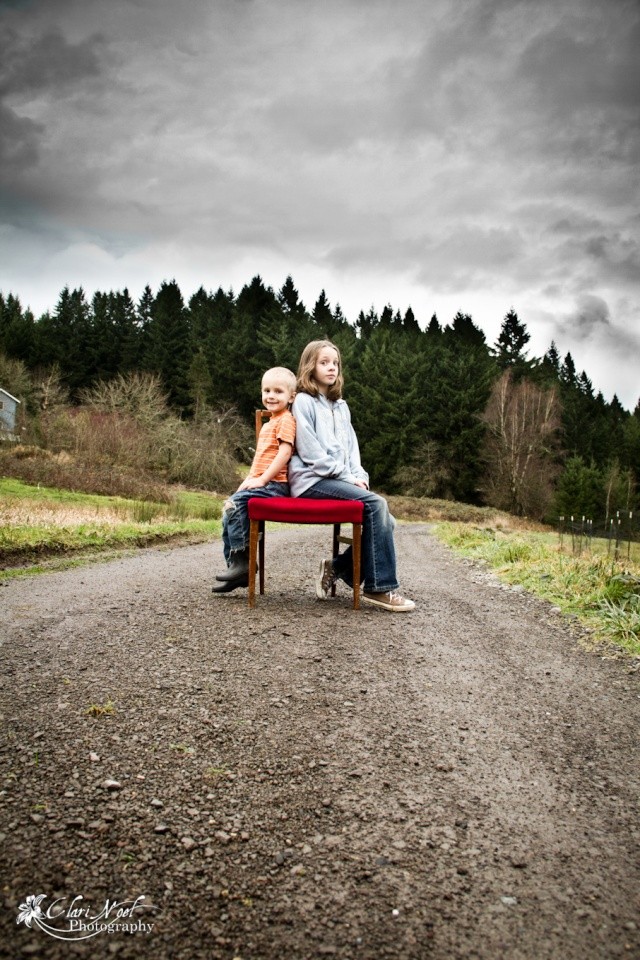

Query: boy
(212, 366), (296, 593)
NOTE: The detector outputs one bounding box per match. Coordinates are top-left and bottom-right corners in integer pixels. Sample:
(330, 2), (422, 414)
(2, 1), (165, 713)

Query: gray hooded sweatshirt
(288, 392), (369, 497)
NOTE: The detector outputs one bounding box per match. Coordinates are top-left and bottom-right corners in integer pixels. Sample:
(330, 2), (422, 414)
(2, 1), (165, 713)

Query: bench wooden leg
(352, 522), (362, 610)
(331, 523), (340, 598)
(258, 521), (265, 594)
(248, 519), (260, 607)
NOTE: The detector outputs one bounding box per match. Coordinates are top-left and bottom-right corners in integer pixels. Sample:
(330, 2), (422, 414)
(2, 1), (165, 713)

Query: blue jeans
(221, 482), (289, 565)
(299, 479), (399, 593)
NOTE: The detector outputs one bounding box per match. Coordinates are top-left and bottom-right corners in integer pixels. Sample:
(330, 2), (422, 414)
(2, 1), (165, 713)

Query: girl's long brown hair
(296, 340), (344, 401)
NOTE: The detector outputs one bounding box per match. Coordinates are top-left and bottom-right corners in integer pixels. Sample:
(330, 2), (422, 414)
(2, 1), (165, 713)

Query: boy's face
(262, 374), (295, 414)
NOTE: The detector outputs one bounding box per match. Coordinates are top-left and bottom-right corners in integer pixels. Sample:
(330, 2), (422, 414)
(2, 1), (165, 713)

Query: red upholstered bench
(247, 496), (363, 609)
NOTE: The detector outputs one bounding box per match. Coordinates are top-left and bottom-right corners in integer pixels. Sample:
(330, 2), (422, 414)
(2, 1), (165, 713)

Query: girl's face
(314, 347), (340, 395)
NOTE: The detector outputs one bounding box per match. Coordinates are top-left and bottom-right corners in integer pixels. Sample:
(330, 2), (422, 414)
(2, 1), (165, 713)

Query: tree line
(1, 276), (638, 521)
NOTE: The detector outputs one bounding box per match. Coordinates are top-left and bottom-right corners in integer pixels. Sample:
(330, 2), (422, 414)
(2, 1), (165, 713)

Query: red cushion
(248, 496), (363, 524)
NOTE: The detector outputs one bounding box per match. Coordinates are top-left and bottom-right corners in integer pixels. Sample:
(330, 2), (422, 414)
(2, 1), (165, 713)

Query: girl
(289, 340), (415, 612)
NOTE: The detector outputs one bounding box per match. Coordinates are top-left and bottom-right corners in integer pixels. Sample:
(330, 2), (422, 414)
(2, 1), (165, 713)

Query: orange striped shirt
(249, 410), (296, 482)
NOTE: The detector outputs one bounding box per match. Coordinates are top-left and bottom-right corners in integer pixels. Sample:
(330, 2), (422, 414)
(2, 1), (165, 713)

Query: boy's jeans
(298, 479), (399, 593)
(221, 481), (289, 566)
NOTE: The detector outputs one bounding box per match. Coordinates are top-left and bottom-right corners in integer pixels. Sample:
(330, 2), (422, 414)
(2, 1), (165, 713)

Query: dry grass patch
(0, 500), (127, 528)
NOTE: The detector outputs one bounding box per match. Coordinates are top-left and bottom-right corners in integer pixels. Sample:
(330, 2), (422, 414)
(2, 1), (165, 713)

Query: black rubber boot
(212, 573), (249, 593)
(215, 549), (250, 582)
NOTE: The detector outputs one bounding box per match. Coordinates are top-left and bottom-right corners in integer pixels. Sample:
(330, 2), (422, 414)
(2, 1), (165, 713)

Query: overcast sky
(1, 0), (639, 408)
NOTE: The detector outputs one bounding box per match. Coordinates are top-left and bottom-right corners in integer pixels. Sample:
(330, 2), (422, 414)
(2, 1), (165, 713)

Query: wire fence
(558, 511), (638, 562)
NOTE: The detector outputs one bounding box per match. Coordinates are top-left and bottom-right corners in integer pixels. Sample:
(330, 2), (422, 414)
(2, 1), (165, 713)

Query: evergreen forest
(1, 276), (639, 523)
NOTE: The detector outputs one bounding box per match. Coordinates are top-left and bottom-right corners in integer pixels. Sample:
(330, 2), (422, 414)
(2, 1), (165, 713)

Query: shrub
(4, 372), (247, 496)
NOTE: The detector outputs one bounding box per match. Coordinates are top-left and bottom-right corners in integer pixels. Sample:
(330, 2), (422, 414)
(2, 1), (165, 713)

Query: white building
(0, 387), (21, 436)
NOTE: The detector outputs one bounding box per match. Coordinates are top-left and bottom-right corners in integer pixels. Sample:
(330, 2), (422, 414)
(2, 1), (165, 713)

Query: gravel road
(1, 524), (639, 960)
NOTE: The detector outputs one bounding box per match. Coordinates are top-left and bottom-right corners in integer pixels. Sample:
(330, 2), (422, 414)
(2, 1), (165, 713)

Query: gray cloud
(0, 21), (108, 196)
(571, 294), (611, 339)
(0, 26), (106, 95)
(0, 102), (41, 171)
(554, 294), (640, 385)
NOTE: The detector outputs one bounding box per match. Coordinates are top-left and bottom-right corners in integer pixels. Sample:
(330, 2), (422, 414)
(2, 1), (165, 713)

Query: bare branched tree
(480, 371), (561, 518)
(80, 372), (169, 425)
(34, 365), (68, 412)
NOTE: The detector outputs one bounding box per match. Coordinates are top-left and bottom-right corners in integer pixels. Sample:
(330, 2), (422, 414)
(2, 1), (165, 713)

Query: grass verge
(0, 477), (222, 568)
(433, 521), (640, 659)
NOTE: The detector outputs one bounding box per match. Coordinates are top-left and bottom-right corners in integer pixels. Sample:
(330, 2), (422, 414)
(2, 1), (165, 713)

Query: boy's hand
(354, 480), (368, 489)
(238, 477), (266, 491)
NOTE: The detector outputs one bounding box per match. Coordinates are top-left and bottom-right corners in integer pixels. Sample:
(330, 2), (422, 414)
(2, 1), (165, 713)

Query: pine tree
(445, 311), (487, 349)
(379, 305), (394, 329)
(426, 313), (441, 337)
(137, 285), (155, 366)
(257, 315), (313, 374)
(90, 291), (118, 382)
(403, 307), (421, 336)
(560, 352), (577, 387)
(145, 281), (192, 411)
(355, 306), (378, 340)
(0, 293), (37, 366)
(554, 457), (604, 521)
(201, 287), (237, 407)
(493, 308), (535, 379)
(278, 276), (308, 323)
(36, 287), (92, 395)
(225, 276), (281, 414)
(413, 332), (496, 501)
(347, 326), (421, 489)
(621, 415), (640, 491)
(189, 287), (215, 345)
(116, 289), (143, 372)
(332, 303), (349, 332)
(312, 290), (334, 337)
(539, 341), (560, 385)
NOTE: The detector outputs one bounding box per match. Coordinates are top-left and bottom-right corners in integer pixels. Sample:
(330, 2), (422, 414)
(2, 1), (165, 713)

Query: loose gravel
(1, 524), (639, 960)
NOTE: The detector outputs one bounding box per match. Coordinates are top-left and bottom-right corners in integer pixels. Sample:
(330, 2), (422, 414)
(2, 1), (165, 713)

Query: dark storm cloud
(0, 24), (107, 184)
(572, 294), (611, 338)
(0, 26), (106, 95)
(545, 215), (640, 288)
(0, 103), (41, 170)
(519, 9), (640, 117)
(0, 0), (35, 9)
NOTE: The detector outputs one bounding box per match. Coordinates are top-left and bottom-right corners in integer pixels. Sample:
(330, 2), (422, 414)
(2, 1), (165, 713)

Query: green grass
(0, 477), (222, 519)
(1, 476), (118, 506)
(434, 522), (640, 657)
(0, 476), (222, 567)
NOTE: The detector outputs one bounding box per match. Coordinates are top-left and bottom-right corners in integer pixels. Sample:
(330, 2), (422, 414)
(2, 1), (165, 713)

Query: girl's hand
(354, 480), (368, 489)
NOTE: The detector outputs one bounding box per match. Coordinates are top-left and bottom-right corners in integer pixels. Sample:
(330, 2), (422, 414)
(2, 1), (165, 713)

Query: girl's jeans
(221, 481), (289, 566)
(299, 479), (399, 593)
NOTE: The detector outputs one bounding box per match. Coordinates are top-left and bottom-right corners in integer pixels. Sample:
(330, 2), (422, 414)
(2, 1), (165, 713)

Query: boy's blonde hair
(296, 340), (344, 401)
(262, 366), (297, 395)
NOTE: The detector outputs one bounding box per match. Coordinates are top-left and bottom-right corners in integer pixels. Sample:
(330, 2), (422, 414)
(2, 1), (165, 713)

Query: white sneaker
(362, 591), (415, 612)
(315, 559), (336, 599)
